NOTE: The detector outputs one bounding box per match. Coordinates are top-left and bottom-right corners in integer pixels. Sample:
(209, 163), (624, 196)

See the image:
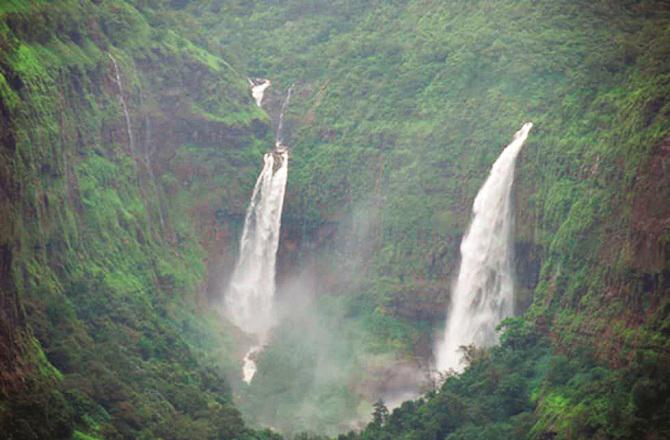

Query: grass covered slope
(0, 1), (277, 439)
(174, 0), (670, 437)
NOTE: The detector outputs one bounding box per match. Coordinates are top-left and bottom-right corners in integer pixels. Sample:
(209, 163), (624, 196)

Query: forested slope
(0, 1), (277, 438)
(1, 1), (669, 439)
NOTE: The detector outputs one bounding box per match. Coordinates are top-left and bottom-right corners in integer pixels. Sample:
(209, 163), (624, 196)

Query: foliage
(0, 0), (273, 438)
(1, 0), (669, 439)
(163, 0), (670, 436)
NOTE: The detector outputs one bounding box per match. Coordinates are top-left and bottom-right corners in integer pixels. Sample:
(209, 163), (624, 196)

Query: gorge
(1, 1), (669, 440)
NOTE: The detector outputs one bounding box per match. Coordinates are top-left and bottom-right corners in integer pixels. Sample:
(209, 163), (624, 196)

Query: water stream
(108, 53), (134, 154)
(224, 151), (288, 336)
(225, 80), (292, 383)
(436, 122), (533, 372)
(275, 84), (293, 148)
(249, 78), (271, 107)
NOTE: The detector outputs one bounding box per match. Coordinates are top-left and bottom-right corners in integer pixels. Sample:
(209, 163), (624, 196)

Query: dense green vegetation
(171, 0), (670, 436)
(0, 1), (274, 438)
(1, 0), (669, 439)
(343, 317), (670, 439)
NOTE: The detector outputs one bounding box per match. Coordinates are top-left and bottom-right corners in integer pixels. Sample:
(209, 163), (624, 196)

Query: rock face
(1, 0), (669, 438)
(631, 137), (670, 273)
(0, 2), (270, 438)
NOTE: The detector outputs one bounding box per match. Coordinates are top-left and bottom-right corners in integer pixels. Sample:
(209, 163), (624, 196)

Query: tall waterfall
(225, 150), (288, 338)
(436, 122), (533, 373)
(225, 80), (291, 383)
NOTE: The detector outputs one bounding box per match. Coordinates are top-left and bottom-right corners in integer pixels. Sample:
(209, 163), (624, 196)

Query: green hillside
(1, 1), (668, 439)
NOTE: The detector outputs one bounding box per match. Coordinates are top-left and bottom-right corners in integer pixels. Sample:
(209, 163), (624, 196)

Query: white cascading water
(275, 84), (293, 148)
(108, 53), (134, 153)
(225, 81), (290, 383)
(226, 150), (288, 383)
(249, 78), (271, 107)
(436, 122), (533, 373)
(225, 150), (288, 336)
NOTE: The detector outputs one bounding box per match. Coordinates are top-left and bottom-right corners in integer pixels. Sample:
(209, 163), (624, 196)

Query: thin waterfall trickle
(436, 122), (533, 373)
(108, 53), (134, 153)
(275, 84), (293, 148)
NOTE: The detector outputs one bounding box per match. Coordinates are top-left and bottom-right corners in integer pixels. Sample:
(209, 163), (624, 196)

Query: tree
(371, 399), (389, 427)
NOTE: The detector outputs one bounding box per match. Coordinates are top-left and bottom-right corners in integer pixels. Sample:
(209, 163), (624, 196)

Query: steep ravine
(190, 1), (670, 437)
(1, 1), (669, 439)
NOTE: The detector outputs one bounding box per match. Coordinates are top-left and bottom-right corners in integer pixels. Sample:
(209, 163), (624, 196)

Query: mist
(224, 198), (428, 436)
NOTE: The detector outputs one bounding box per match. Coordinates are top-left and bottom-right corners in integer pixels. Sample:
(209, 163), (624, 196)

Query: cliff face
(1, 0), (669, 439)
(0, 1), (273, 438)
(194, 0), (670, 352)
(174, 0), (670, 436)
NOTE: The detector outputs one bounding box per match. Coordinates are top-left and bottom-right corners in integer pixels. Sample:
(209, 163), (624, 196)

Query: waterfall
(108, 53), (134, 153)
(225, 150), (288, 383)
(249, 78), (271, 107)
(225, 150), (288, 338)
(275, 84), (293, 148)
(226, 79), (292, 383)
(242, 346), (262, 383)
(436, 122), (533, 373)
